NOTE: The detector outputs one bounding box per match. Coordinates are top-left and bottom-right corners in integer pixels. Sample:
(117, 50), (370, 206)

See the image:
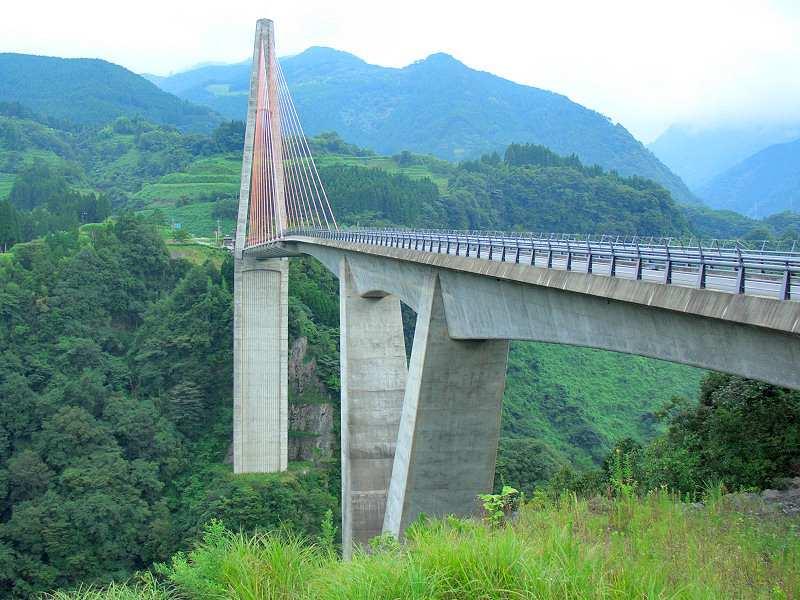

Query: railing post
(587, 252), (593, 274)
(456, 241), (460, 256)
(781, 266), (791, 300)
(488, 243), (493, 260)
(736, 248), (745, 294)
(466, 242), (470, 257)
(566, 243), (572, 271)
(477, 243), (482, 259)
(501, 245), (506, 262)
(635, 246), (642, 280)
(547, 242), (553, 269)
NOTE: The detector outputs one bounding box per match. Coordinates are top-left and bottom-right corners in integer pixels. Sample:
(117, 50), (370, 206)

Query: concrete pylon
(233, 256), (288, 473)
(383, 273), (509, 536)
(232, 19), (289, 473)
(339, 258), (407, 559)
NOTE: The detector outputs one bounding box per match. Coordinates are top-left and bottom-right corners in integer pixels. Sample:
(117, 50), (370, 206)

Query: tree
(0, 201), (21, 252)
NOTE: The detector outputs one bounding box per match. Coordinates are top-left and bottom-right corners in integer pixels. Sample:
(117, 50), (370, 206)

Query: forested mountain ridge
(0, 53), (221, 133)
(149, 47), (696, 203)
(698, 137), (800, 218)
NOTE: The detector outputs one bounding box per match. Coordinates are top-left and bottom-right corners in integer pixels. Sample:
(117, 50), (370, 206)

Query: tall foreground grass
(48, 491), (799, 599)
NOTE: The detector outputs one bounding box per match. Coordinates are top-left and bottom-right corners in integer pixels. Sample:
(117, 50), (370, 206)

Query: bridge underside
(234, 236), (800, 555)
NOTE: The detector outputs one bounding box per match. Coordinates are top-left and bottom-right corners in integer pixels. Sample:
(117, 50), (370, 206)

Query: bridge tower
(233, 19), (288, 473)
(233, 19), (338, 474)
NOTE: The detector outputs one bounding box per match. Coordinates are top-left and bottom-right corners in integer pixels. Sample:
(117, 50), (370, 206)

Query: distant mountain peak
(292, 46), (366, 66)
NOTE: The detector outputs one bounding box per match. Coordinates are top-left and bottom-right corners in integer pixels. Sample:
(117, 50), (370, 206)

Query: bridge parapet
(274, 228), (800, 302)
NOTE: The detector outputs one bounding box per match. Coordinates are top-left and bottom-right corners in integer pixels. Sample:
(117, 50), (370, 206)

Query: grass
(139, 202), (235, 237)
(166, 241), (228, 268)
(49, 492), (799, 599)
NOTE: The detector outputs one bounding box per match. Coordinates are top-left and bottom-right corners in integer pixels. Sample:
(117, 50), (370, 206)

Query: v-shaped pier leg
(383, 273), (509, 537)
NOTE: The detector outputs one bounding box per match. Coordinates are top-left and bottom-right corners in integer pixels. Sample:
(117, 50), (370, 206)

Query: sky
(2, 0), (799, 143)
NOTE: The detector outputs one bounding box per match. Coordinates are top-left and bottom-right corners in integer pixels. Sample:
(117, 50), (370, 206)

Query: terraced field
(135, 155), (242, 205)
(315, 154), (450, 192)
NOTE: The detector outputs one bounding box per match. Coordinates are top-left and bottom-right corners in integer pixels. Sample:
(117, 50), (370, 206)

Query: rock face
(288, 337), (336, 462)
(225, 336), (337, 464)
(289, 402), (335, 461)
(761, 477), (800, 517)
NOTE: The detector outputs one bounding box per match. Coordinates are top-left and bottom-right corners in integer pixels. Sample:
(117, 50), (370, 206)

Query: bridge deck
(245, 228), (800, 302)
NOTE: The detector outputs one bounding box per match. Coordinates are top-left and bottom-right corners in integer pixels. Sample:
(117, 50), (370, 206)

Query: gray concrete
(339, 258), (407, 557)
(383, 273), (509, 536)
(233, 256), (288, 473)
(233, 20), (290, 473)
(272, 238), (800, 391)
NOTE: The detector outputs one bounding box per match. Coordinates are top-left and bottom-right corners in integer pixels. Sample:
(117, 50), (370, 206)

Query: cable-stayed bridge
(233, 19), (800, 557)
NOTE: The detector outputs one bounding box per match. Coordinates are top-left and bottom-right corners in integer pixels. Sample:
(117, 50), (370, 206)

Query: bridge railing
(285, 228), (800, 301)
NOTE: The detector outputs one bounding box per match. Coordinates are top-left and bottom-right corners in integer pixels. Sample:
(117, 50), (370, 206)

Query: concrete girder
(288, 241), (800, 391)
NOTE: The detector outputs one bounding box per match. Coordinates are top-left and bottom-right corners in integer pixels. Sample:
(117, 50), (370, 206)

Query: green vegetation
(52, 491), (799, 599)
(0, 55), (220, 132)
(500, 342), (704, 471)
(51, 369), (800, 598)
(0, 217), (336, 597)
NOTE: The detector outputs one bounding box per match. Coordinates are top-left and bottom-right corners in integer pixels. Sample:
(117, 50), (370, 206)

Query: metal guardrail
(280, 228), (800, 301)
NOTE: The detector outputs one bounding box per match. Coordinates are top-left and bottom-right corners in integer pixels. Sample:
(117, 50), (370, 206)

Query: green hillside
(151, 48), (696, 203)
(0, 54), (221, 132)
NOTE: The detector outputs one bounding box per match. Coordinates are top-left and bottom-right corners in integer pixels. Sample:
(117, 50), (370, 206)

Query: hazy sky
(3, 0), (799, 142)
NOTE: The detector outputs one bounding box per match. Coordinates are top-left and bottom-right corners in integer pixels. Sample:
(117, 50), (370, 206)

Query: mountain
(699, 137), (800, 218)
(649, 123), (800, 191)
(0, 53), (222, 133)
(149, 47), (695, 203)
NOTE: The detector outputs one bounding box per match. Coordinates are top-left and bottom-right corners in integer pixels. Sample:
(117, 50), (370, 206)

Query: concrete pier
(233, 257), (289, 473)
(339, 258), (408, 558)
(383, 273), (509, 537)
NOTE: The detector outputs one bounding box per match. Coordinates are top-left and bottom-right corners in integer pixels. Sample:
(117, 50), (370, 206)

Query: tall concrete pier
(233, 19), (289, 473)
(339, 258), (407, 557)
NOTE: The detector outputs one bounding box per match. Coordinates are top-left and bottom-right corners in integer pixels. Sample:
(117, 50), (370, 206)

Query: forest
(0, 106), (799, 596)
